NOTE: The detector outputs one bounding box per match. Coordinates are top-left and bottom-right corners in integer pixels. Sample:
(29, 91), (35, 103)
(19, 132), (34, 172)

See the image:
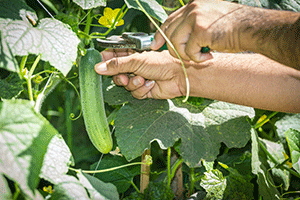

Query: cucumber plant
(1, 0), (300, 200)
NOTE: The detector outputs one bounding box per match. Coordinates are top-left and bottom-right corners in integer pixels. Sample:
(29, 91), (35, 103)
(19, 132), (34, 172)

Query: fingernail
(150, 39), (156, 49)
(96, 62), (107, 72)
(133, 78), (142, 86)
(145, 80), (155, 87)
(116, 77), (122, 85)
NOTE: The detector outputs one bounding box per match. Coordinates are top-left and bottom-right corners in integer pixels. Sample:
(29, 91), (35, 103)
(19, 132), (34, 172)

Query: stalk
(27, 54), (41, 101)
(69, 162), (148, 174)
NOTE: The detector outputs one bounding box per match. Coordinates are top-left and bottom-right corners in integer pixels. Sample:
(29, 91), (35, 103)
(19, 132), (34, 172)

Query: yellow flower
(43, 185), (53, 194)
(98, 7), (124, 28)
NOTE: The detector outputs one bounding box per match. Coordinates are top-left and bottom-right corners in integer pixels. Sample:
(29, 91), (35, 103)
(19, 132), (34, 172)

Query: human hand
(151, 0), (244, 62)
(96, 50), (187, 99)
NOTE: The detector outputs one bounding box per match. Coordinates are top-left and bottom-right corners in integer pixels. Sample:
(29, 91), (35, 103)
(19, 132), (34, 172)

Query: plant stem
(27, 54), (41, 101)
(254, 111), (278, 129)
(65, 90), (73, 151)
(134, 0), (190, 102)
(167, 147), (172, 187)
(84, 10), (92, 35)
(19, 55), (28, 77)
(140, 149), (151, 193)
(171, 157), (183, 180)
(12, 182), (20, 200)
(189, 168), (195, 195)
(69, 162), (146, 174)
(259, 139), (300, 178)
(131, 180), (140, 193)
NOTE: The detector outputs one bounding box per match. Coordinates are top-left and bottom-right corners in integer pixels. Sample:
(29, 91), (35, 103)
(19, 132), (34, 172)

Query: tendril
(60, 75), (82, 121)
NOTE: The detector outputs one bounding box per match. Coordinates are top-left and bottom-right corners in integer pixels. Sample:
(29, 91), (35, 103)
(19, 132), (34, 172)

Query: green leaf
(112, 96), (254, 167)
(200, 169), (227, 200)
(218, 162), (254, 199)
(73, 0), (106, 9)
(104, 79), (135, 105)
(40, 134), (117, 199)
(0, 72), (23, 99)
(0, 32), (19, 72)
(275, 114), (300, 142)
(260, 139), (290, 190)
(285, 128), (300, 173)
(40, 135), (90, 199)
(91, 155), (141, 193)
(0, 18), (80, 76)
(80, 172), (119, 200)
(237, 0), (300, 12)
(0, 175), (12, 200)
(124, 0), (168, 22)
(251, 128), (280, 199)
(0, 0), (37, 21)
(0, 99), (57, 199)
(104, 82), (254, 167)
(217, 146), (252, 177)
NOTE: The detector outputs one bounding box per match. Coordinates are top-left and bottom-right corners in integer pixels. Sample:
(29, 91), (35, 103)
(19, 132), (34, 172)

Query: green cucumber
(79, 48), (112, 154)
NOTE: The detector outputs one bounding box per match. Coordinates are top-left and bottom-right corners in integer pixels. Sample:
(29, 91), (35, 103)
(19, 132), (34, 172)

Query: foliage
(0, 0), (299, 199)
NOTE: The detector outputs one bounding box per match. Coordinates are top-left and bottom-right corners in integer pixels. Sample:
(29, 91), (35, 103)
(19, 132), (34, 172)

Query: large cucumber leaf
(104, 78), (254, 168)
(0, 18), (79, 76)
(40, 133), (119, 200)
(0, 99), (57, 199)
(124, 0), (168, 23)
(0, 32), (19, 73)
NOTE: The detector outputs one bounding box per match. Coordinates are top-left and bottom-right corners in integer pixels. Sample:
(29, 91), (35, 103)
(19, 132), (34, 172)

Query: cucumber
(79, 48), (112, 154)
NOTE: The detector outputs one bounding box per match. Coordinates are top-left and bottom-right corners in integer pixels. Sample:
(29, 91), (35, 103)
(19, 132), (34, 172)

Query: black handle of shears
(159, 43), (210, 53)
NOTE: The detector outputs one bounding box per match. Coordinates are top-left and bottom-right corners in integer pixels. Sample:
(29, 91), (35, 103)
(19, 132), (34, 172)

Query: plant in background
(0, 0), (300, 199)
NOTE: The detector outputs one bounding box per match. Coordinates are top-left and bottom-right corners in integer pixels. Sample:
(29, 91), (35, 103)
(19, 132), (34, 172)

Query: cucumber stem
(27, 54), (41, 102)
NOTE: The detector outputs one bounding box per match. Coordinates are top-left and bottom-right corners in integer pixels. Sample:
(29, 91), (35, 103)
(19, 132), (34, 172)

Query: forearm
(186, 53), (300, 113)
(237, 6), (300, 69)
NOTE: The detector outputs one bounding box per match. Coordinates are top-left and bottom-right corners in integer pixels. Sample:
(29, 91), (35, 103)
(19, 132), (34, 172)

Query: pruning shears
(97, 32), (210, 53)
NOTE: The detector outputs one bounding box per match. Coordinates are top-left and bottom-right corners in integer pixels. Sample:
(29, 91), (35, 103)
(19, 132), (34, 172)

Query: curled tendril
(69, 112), (81, 121)
(60, 75), (82, 121)
(67, 72), (78, 80)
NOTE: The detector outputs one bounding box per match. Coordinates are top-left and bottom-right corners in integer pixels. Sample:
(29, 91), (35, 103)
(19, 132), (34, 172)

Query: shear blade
(97, 36), (136, 49)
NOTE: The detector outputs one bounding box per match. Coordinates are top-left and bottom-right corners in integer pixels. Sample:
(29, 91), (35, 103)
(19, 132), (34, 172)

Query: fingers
(113, 74), (155, 99)
(151, 29), (166, 51)
(151, 5), (186, 51)
(95, 54), (136, 76)
(100, 49), (135, 61)
(131, 80), (155, 99)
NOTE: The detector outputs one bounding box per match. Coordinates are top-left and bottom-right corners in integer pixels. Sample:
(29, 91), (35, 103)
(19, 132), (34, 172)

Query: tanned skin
(95, 0), (300, 113)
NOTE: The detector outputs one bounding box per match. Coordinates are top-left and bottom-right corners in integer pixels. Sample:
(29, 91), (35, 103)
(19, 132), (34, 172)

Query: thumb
(94, 56), (135, 75)
(150, 30), (166, 50)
